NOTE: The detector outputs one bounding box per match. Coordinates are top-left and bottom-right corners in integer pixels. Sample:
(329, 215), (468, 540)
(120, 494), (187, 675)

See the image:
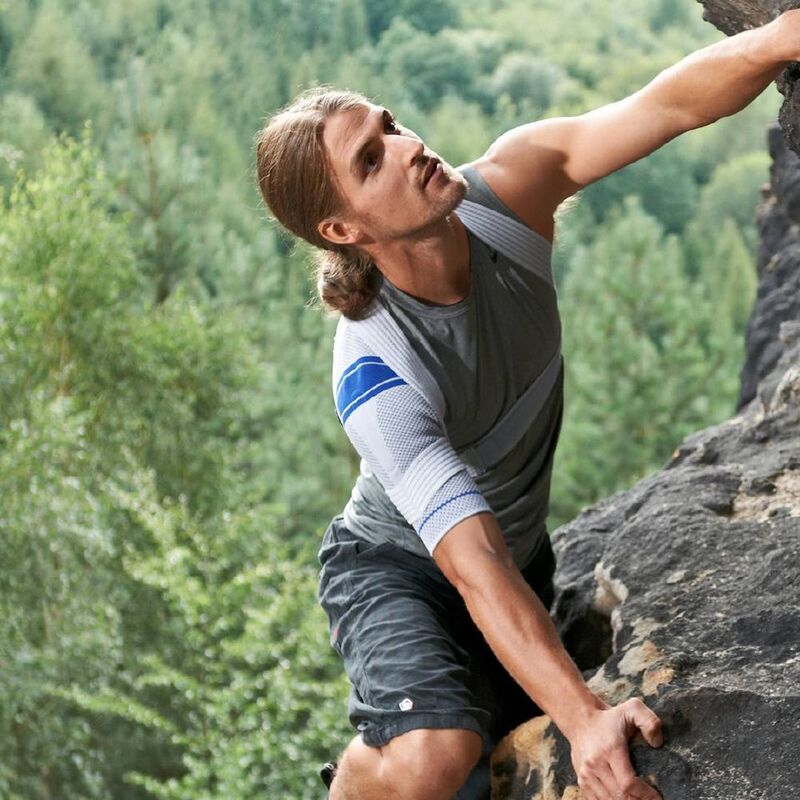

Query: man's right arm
(433, 511), (664, 800)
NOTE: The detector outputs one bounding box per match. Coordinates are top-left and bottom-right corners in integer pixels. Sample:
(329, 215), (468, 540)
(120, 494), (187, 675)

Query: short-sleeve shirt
(331, 163), (564, 568)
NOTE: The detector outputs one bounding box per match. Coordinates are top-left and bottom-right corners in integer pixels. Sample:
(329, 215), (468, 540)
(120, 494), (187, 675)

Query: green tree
(549, 195), (738, 527)
(682, 89), (780, 185)
(376, 19), (478, 112)
(364, 0), (459, 39)
(426, 93), (493, 168)
(0, 92), (50, 192)
(696, 218), (758, 334)
(9, 3), (106, 134)
(0, 134), (148, 799)
(649, 0), (693, 32)
(0, 392), (122, 800)
(581, 136), (699, 234)
(490, 52), (563, 109)
(56, 471), (352, 800)
(684, 150), (770, 270)
(0, 133), (277, 796)
(331, 0), (369, 52)
(108, 57), (219, 305)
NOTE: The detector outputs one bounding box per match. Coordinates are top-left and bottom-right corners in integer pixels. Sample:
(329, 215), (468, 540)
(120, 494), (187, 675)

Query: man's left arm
(478, 10), (800, 227)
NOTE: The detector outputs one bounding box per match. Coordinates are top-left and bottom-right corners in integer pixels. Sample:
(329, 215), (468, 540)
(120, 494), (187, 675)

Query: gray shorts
(317, 514), (556, 757)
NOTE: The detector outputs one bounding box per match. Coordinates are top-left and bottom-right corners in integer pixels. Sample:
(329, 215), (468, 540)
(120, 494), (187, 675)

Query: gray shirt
(333, 163), (564, 569)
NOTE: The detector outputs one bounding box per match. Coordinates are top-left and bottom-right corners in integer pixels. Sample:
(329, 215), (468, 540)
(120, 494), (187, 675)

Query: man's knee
(383, 727), (483, 799)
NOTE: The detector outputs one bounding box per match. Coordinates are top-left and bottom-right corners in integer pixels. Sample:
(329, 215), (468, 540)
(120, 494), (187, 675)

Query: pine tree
(549, 195), (739, 526)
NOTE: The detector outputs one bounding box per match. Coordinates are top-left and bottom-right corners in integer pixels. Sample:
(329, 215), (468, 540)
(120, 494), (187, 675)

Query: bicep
(481, 90), (693, 216)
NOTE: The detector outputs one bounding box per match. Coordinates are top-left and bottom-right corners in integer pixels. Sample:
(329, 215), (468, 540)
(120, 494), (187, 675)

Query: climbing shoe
(320, 761), (337, 791)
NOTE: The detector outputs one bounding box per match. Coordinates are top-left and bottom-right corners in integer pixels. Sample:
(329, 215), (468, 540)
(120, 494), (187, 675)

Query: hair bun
(316, 250), (380, 320)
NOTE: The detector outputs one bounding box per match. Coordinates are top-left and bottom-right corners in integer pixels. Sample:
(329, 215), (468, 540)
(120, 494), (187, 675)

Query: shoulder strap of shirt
(453, 170), (564, 476)
(455, 199), (554, 290)
(457, 345), (562, 476)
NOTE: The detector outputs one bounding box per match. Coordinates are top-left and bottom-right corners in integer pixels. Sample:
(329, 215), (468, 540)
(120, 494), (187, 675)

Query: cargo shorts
(317, 514), (556, 765)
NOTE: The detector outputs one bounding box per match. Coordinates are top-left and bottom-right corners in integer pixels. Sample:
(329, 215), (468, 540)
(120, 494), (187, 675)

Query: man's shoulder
(332, 313), (371, 373)
(456, 160), (530, 226)
(456, 157), (556, 245)
(332, 306), (447, 423)
(331, 305), (406, 384)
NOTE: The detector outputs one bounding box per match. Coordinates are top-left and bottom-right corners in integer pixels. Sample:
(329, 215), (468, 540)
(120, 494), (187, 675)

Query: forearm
(434, 513), (664, 798)
(457, 551), (605, 739)
(642, 13), (795, 128)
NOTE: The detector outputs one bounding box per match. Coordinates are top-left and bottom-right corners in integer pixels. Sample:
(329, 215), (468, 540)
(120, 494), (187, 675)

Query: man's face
(319, 103), (467, 246)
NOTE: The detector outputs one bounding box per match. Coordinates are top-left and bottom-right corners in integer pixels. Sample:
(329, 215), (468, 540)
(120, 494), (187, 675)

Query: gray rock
(739, 123), (800, 408)
(491, 4), (800, 797)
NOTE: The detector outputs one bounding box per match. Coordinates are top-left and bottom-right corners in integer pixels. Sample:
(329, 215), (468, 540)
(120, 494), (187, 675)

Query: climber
(254, 10), (799, 800)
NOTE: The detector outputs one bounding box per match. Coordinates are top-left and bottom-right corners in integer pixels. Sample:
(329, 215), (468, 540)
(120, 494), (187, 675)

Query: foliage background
(0, 0), (780, 796)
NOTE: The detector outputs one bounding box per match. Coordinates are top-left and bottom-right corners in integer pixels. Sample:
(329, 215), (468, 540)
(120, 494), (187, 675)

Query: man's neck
(371, 213), (470, 307)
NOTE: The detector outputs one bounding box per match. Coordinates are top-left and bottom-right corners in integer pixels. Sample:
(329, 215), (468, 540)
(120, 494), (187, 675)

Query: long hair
(254, 87), (381, 320)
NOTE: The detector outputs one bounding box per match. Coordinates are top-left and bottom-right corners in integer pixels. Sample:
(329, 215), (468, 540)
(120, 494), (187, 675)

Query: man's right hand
(432, 515), (664, 799)
(565, 696), (664, 800)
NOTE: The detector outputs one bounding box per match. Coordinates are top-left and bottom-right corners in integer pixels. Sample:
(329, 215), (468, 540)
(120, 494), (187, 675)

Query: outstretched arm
(476, 10), (799, 230)
(434, 512), (664, 800)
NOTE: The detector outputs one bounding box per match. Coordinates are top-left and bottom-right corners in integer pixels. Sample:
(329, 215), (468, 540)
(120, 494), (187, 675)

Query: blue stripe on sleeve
(335, 355), (384, 394)
(336, 357), (408, 424)
(418, 490), (484, 533)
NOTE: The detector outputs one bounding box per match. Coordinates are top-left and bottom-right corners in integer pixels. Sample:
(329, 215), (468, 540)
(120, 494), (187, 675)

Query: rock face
(740, 123), (800, 407)
(490, 6), (800, 798)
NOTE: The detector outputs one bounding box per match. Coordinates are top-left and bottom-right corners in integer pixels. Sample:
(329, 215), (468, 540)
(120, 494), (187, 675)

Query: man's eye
(363, 118), (399, 175)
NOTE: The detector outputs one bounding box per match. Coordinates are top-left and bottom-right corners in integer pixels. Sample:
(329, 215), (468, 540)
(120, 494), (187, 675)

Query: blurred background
(0, 0), (781, 797)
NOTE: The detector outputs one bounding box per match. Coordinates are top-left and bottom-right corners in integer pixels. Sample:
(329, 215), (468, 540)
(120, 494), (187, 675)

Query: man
(255, 11), (798, 799)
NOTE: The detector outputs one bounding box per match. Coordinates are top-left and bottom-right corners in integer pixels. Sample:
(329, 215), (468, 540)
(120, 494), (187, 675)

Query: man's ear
(318, 217), (363, 248)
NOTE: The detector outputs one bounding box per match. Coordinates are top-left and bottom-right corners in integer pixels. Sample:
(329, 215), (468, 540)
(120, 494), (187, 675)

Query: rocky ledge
(491, 4), (800, 797)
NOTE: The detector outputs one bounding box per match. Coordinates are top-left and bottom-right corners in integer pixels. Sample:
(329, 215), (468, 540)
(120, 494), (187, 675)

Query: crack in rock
(592, 561), (629, 615)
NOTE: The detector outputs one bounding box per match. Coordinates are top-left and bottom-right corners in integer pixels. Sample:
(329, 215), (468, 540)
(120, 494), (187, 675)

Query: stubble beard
(368, 163), (469, 242)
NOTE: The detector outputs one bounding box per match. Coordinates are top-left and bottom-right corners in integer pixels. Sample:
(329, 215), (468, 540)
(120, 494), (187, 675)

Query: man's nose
(393, 134), (425, 167)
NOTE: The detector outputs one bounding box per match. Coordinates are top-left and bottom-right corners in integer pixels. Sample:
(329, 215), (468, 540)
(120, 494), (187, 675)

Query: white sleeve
(333, 334), (492, 554)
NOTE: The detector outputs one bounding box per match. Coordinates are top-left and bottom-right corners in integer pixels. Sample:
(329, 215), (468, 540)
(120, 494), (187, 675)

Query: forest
(0, 0), (781, 797)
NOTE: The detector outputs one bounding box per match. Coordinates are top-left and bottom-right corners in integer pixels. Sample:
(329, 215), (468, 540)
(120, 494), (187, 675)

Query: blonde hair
(254, 87), (381, 320)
